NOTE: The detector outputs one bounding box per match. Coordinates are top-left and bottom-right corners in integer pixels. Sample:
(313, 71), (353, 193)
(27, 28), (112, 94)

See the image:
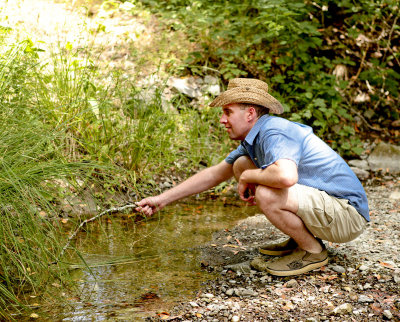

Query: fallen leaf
(379, 261), (395, 269)
(196, 313), (202, 318)
(29, 313), (39, 319)
(157, 312), (170, 320)
(370, 303), (383, 314)
(61, 218), (68, 224)
(39, 211), (47, 218)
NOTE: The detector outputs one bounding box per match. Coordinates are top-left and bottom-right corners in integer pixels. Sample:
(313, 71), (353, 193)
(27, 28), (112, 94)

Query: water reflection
(61, 200), (255, 320)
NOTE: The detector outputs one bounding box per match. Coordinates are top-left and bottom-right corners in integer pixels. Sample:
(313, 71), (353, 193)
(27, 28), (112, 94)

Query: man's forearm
(240, 159), (298, 189)
(158, 161), (233, 206)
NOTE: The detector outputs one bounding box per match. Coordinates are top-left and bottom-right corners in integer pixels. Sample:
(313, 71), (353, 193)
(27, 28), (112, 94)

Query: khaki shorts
(294, 184), (367, 243)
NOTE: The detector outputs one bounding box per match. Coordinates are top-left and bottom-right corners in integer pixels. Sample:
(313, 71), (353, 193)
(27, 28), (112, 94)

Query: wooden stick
(51, 203), (138, 265)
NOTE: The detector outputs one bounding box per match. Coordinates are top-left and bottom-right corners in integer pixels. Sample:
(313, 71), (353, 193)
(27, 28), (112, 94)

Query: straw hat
(209, 78), (283, 114)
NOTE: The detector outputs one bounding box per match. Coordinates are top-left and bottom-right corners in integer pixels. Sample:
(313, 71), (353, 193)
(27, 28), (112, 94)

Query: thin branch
(51, 203), (138, 265)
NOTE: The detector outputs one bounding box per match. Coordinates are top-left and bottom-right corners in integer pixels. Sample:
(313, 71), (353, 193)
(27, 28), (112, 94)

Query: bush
(140, 0), (399, 156)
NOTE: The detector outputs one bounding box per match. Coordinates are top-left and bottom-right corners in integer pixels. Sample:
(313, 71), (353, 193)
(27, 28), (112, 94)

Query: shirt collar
(243, 114), (270, 146)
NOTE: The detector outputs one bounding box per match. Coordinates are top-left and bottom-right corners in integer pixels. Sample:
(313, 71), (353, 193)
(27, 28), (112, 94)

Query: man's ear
(247, 106), (257, 121)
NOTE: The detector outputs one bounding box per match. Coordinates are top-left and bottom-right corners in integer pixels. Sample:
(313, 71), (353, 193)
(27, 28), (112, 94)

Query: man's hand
(238, 179), (257, 205)
(135, 196), (164, 217)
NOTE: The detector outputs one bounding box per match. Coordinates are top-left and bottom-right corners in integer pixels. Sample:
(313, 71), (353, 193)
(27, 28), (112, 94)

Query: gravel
(148, 177), (400, 321)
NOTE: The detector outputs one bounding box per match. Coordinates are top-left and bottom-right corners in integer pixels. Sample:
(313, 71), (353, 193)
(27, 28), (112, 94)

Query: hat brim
(209, 87), (283, 114)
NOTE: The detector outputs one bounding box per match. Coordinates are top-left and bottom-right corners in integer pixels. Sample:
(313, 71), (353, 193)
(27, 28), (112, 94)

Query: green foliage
(140, 0), (399, 156)
(0, 37), (100, 318)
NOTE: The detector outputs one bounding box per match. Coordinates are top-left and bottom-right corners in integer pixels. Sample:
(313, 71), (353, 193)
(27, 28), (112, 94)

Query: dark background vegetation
(141, 0), (399, 155)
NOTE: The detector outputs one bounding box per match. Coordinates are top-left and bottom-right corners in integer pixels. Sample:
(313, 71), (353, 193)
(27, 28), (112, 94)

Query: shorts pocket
(306, 207), (334, 228)
(302, 191), (335, 229)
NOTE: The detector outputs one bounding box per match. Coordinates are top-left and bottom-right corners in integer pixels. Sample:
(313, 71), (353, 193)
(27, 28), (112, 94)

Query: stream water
(59, 200), (256, 321)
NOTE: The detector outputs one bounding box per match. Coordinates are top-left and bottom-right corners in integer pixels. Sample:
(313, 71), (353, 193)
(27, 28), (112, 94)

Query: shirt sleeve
(260, 130), (303, 169)
(225, 143), (248, 164)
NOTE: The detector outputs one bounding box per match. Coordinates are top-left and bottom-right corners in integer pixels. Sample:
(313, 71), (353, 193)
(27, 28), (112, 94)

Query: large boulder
(367, 142), (400, 174)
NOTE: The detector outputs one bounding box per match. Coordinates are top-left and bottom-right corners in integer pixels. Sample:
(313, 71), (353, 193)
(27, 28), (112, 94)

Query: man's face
(219, 104), (253, 141)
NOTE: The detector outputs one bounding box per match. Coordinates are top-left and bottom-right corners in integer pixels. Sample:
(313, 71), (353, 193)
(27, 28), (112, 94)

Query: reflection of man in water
(137, 78), (369, 276)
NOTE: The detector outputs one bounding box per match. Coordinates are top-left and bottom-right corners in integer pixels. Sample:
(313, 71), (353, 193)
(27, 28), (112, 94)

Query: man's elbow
(280, 173), (298, 188)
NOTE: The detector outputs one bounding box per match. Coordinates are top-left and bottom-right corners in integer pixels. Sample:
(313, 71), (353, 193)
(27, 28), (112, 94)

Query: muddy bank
(149, 178), (400, 321)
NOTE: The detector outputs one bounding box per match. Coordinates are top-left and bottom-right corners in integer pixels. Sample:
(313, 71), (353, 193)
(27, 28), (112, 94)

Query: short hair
(238, 103), (269, 117)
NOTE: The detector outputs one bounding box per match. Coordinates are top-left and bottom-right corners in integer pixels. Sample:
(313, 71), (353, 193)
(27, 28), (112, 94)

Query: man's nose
(220, 114), (226, 123)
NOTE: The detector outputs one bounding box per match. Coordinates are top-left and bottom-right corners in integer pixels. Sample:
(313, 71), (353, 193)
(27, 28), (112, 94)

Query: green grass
(0, 16), (230, 319)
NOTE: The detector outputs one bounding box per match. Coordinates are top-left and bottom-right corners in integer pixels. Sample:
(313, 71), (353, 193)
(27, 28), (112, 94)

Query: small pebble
(285, 279), (298, 288)
(331, 265), (346, 273)
(333, 303), (352, 315)
(383, 309), (393, 319)
(232, 316), (240, 322)
(358, 295), (374, 303)
(226, 288), (235, 296)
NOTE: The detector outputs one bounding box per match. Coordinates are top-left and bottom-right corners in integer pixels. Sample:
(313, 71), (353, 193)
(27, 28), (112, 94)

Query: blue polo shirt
(225, 115), (370, 221)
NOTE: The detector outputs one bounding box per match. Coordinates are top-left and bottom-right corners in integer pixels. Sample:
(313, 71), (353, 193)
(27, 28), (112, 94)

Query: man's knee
(255, 185), (279, 211)
(255, 184), (298, 216)
(232, 156), (257, 180)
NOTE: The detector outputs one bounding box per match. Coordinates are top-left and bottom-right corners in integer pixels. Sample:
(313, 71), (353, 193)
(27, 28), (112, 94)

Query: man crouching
(136, 78), (369, 276)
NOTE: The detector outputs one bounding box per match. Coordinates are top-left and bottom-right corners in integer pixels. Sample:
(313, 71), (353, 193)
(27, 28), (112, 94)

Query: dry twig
(51, 203), (138, 265)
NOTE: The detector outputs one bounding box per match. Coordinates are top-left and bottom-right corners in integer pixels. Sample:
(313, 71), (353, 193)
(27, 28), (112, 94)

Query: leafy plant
(139, 0), (399, 156)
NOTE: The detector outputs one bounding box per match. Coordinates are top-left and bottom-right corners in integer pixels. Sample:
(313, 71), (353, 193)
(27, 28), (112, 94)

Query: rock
(368, 142), (400, 174)
(358, 264), (369, 271)
(333, 303), (352, 314)
(394, 274), (400, 284)
(285, 279), (298, 288)
(350, 166), (369, 180)
(358, 295), (374, 303)
(168, 77), (202, 98)
(226, 288), (235, 296)
(331, 265), (346, 274)
(237, 214), (269, 229)
(202, 84), (220, 96)
(189, 301), (199, 307)
(232, 316), (240, 322)
(260, 275), (272, 283)
(202, 293), (214, 299)
(348, 159), (370, 171)
(233, 288), (258, 297)
(389, 190), (400, 200)
(204, 75), (219, 85)
(225, 261), (251, 274)
(383, 309), (393, 319)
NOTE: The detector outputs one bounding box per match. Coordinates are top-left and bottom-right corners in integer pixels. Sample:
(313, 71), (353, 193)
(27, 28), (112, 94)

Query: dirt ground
(151, 178), (400, 321)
